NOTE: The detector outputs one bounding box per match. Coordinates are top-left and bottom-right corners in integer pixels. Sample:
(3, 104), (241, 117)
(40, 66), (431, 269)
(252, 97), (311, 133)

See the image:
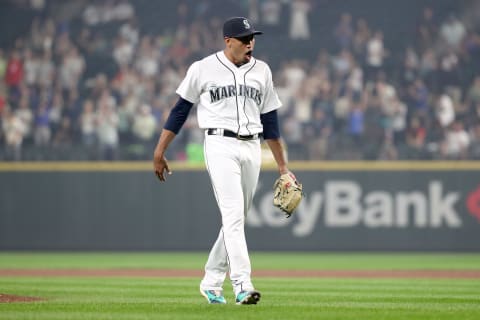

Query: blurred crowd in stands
(1, 0), (480, 161)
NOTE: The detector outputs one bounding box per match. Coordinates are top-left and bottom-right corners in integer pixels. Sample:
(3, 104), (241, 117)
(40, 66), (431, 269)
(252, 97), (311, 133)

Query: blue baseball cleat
(200, 289), (227, 304)
(235, 290), (261, 305)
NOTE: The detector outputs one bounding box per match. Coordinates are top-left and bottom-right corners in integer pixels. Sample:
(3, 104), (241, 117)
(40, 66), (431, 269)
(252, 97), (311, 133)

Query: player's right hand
(153, 155), (172, 182)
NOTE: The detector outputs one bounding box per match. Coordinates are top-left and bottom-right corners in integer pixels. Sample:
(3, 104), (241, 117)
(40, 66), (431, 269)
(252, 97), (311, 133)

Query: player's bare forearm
(153, 129), (176, 181)
(265, 138), (289, 174)
(154, 129), (176, 157)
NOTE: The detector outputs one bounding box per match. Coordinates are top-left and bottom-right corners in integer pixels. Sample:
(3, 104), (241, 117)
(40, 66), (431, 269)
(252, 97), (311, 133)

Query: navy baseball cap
(223, 17), (263, 38)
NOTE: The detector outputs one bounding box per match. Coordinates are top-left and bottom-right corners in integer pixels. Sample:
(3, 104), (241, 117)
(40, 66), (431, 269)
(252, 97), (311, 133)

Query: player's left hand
(153, 155), (172, 182)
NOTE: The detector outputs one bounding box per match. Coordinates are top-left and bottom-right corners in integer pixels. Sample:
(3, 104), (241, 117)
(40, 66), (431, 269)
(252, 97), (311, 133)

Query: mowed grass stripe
(1, 252), (480, 270)
(0, 252), (207, 269)
(1, 278), (480, 320)
(263, 277), (480, 289)
(0, 278), (199, 300)
(4, 276), (480, 290)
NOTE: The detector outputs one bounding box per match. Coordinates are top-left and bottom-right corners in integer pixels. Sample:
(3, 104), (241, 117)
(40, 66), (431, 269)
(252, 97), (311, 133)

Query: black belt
(207, 129), (262, 140)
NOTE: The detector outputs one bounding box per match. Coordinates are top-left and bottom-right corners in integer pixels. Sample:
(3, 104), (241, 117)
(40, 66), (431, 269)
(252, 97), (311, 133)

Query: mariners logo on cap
(223, 17), (262, 37)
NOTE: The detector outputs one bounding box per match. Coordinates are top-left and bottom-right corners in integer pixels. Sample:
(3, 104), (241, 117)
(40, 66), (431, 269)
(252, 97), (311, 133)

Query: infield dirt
(0, 293), (43, 303)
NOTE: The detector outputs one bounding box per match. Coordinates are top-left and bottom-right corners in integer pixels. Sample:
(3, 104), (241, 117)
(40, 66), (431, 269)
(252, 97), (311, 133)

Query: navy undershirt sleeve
(163, 97), (194, 134)
(260, 109), (280, 140)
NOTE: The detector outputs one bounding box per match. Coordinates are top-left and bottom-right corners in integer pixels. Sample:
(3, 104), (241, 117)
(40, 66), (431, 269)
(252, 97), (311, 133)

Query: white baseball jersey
(176, 50), (282, 135)
(178, 50), (282, 298)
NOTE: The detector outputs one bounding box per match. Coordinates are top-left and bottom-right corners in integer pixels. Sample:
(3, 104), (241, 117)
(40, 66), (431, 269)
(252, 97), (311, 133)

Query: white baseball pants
(200, 133), (261, 295)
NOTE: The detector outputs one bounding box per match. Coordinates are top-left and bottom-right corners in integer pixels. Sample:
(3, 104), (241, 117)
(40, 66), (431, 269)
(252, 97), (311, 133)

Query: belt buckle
(236, 134), (256, 141)
(209, 128), (223, 136)
(236, 134), (249, 141)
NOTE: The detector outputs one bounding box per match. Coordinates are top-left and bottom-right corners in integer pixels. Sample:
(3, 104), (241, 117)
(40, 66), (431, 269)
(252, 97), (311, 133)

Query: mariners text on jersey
(209, 84), (263, 106)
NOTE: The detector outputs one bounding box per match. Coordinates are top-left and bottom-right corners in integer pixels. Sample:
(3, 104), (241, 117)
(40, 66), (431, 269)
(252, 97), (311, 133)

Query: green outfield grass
(1, 252), (480, 320)
(1, 252), (480, 270)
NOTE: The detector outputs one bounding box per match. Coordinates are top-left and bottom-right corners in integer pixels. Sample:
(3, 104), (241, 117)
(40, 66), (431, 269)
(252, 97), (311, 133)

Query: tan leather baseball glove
(273, 172), (303, 217)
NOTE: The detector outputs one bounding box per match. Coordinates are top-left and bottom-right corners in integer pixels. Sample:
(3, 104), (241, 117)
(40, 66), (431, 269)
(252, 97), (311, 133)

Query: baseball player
(153, 17), (290, 305)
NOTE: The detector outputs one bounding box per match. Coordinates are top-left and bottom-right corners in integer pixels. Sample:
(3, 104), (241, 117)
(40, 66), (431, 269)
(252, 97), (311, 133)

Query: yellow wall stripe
(0, 161), (479, 172)
(0, 161), (203, 172)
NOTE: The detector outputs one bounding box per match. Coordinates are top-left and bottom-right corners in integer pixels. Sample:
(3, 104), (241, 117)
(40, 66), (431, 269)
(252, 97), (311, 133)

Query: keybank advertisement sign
(246, 171), (480, 250)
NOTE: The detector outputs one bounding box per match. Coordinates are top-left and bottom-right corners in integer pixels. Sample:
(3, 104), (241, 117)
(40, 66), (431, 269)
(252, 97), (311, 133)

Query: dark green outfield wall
(1, 162), (480, 251)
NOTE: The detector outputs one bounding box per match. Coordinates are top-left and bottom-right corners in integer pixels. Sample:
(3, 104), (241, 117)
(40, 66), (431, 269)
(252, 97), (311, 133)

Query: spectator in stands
(282, 113), (304, 160)
(30, 18), (55, 53)
(260, 0), (284, 31)
(352, 18), (371, 61)
(159, 65), (182, 94)
(52, 116), (73, 148)
(76, 27), (95, 56)
(362, 93), (385, 158)
(48, 92), (64, 136)
(441, 120), (470, 159)
(462, 30), (480, 71)
(83, 2), (102, 26)
(401, 46), (419, 86)
(112, 35), (134, 68)
(334, 12), (354, 50)
(33, 99), (51, 147)
(365, 30), (387, 83)
(282, 59), (307, 97)
(112, 0), (135, 21)
(347, 100), (365, 146)
(22, 48), (38, 88)
(5, 50), (24, 103)
(305, 106), (330, 145)
(15, 95), (33, 143)
(135, 36), (159, 78)
(407, 78), (430, 120)
(79, 99), (97, 148)
(119, 17), (139, 47)
(438, 48), (461, 90)
(387, 95), (408, 146)
(115, 87), (138, 142)
(292, 84), (314, 124)
(373, 71), (396, 112)
(332, 49), (354, 81)
(333, 92), (351, 133)
(440, 14), (466, 51)
(415, 6), (438, 53)
(58, 46), (86, 93)
(131, 103), (156, 145)
(424, 118), (445, 158)
(2, 106), (27, 161)
(95, 90), (119, 160)
(54, 28), (72, 60)
(86, 73), (109, 103)
(346, 60), (364, 98)
(405, 116), (427, 158)
(289, 0), (311, 40)
(435, 93), (455, 129)
(418, 48), (438, 90)
(37, 50), (55, 90)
